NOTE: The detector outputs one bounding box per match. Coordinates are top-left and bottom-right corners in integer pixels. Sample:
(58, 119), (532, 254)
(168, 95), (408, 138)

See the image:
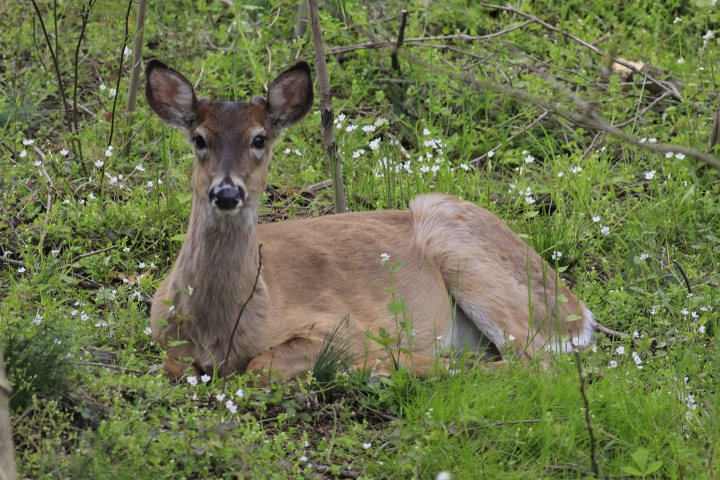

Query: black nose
(209, 180), (245, 210)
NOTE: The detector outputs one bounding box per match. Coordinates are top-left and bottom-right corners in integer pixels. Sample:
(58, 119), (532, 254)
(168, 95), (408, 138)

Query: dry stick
(671, 259), (693, 295)
(398, 51), (720, 171)
(30, 0), (84, 172)
(307, 0), (347, 213)
(77, 361), (143, 375)
(121, 0), (148, 158)
(470, 110), (549, 166)
(0, 257), (26, 269)
(572, 344), (601, 479)
(71, 245), (117, 263)
(71, 0), (97, 166)
(479, 2), (682, 102)
(594, 323), (630, 340)
(222, 246), (263, 393)
(611, 91), (672, 129)
(0, 345), (18, 480)
(390, 10), (409, 73)
(710, 93), (720, 149)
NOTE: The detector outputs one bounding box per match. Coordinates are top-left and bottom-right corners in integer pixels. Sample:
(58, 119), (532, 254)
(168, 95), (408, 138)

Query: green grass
(1, 0), (719, 478)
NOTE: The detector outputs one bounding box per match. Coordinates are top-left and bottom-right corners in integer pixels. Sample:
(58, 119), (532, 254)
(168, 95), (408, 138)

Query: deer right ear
(145, 59), (198, 128)
(266, 61), (314, 128)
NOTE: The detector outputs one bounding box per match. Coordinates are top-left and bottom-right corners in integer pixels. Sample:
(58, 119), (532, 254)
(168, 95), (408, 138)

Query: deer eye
(252, 136), (267, 149)
(193, 135), (207, 150)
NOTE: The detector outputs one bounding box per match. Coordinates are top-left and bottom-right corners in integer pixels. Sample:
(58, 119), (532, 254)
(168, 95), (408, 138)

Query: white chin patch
(214, 203), (242, 216)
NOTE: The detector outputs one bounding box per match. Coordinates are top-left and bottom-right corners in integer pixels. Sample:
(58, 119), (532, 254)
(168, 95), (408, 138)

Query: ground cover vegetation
(1, 0), (719, 478)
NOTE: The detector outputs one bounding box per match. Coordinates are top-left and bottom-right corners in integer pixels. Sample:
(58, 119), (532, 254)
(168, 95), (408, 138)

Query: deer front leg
(245, 338), (320, 387)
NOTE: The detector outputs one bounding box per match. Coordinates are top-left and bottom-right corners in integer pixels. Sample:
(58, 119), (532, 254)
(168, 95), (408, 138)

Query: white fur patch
(544, 305), (597, 353)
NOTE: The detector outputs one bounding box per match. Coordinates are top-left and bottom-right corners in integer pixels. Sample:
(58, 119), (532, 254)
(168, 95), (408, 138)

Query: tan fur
(146, 60), (596, 386)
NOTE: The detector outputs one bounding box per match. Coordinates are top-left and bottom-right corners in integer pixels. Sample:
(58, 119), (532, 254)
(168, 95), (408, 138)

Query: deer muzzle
(209, 177), (246, 215)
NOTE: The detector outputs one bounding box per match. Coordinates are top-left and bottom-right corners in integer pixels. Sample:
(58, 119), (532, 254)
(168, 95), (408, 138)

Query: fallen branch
(390, 10), (409, 73)
(71, 245), (117, 263)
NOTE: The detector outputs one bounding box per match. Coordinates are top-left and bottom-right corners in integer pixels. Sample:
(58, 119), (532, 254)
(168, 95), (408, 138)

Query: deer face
(145, 60), (314, 217)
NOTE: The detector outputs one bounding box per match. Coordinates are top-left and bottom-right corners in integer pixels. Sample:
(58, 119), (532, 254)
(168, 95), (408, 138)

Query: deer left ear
(145, 59), (198, 128)
(266, 61), (314, 128)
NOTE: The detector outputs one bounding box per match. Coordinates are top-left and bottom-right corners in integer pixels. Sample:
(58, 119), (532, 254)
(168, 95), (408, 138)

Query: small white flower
(335, 113), (346, 123)
(551, 251), (562, 260)
(60, 149), (69, 156)
(525, 196), (535, 204)
(19, 150), (27, 158)
(124, 46), (132, 57)
(677, 57), (685, 64)
(650, 308), (656, 315)
(616, 346), (626, 355)
(362, 442), (372, 449)
(51, 249), (60, 255)
(216, 393), (226, 402)
(632, 351), (642, 365)
(110, 176), (118, 184)
(33, 314), (42, 325)
(95, 322), (108, 328)
(436, 472), (452, 480)
(346, 124), (358, 132)
(88, 193), (96, 200)
(201, 374), (211, 383)
(80, 312), (89, 321)
(369, 138), (381, 150)
(34, 160), (42, 167)
(639, 138), (647, 143)
(569, 166), (582, 173)
(557, 171), (564, 177)
(609, 360), (618, 368)
(645, 170), (656, 180)
(109, 88), (117, 97)
(284, 148), (291, 154)
(703, 30), (714, 40)
(524, 155), (535, 164)
(188, 286), (194, 296)
(24, 139), (35, 146)
(380, 253), (390, 265)
(138, 262), (146, 268)
(99, 83), (107, 91)
(487, 150), (495, 158)
(698, 325), (706, 334)
(459, 163), (469, 171)
(691, 311), (699, 318)
(299, 456), (308, 462)
(600, 226), (610, 235)
(144, 326), (152, 335)
(352, 149), (365, 158)
(54, 338), (62, 345)
(123, 247), (131, 253)
(592, 215), (601, 223)
(94, 160), (104, 168)
(362, 125), (376, 133)
(648, 138), (657, 143)
(147, 180), (154, 188)
(431, 165), (440, 173)
(187, 376), (198, 386)
(508, 334), (516, 341)
(71, 309), (78, 316)
(675, 153), (686, 160)
(226, 400), (238, 414)
(136, 163), (145, 172)
(673, 17), (682, 24)
(681, 309), (689, 316)
(18, 267), (26, 273)
(420, 165), (430, 173)
(639, 253), (650, 260)
(236, 388), (244, 398)
(423, 128), (431, 136)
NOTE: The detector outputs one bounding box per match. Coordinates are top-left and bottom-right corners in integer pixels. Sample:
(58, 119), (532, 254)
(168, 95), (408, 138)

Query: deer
(145, 59), (598, 386)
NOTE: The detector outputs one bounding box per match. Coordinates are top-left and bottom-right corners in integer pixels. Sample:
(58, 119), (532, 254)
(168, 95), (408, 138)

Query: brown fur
(146, 60), (596, 386)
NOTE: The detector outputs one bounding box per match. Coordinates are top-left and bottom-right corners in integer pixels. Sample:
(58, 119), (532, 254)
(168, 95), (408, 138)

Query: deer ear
(145, 59), (198, 128)
(266, 61), (314, 128)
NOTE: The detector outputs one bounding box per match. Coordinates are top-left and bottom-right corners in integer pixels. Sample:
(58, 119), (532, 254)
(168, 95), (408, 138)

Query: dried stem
(122, 0), (148, 157)
(307, 0), (347, 213)
(391, 10), (408, 73)
(572, 344), (601, 479)
(671, 259), (693, 295)
(223, 246), (263, 393)
(71, 0), (97, 166)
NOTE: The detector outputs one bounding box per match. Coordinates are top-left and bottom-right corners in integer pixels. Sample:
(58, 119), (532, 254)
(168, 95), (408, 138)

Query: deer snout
(209, 178), (245, 214)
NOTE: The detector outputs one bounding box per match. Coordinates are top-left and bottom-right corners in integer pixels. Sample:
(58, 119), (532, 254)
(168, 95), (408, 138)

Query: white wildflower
(616, 346), (626, 355)
(201, 374), (211, 383)
(144, 326), (152, 335)
(551, 251), (562, 260)
(675, 153), (686, 160)
(609, 360), (618, 368)
(601, 226), (610, 235)
(645, 170), (656, 180)
(136, 163), (145, 172)
(524, 155), (535, 164)
(60, 149), (69, 156)
(362, 125), (376, 133)
(187, 376), (198, 386)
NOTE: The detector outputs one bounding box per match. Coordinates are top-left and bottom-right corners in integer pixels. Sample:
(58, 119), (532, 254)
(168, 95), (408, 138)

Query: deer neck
(173, 198), (266, 327)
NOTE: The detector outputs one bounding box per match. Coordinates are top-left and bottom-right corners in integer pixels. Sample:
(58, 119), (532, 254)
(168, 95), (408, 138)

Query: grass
(1, 0), (719, 478)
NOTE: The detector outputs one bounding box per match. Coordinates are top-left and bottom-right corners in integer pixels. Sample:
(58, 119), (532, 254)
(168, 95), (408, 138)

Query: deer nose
(209, 179), (245, 211)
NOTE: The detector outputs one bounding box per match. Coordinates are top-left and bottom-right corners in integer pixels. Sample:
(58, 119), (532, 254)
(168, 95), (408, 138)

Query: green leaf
(154, 317), (169, 327)
(387, 298), (407, 315)
(391, 261), (404, 272)
(363, 331), (395, 346)
(644, 461), (663, 475)
(168, 339), (189, 347)
(631, 448), (649, 471)
(177, 193), (193, 204)
(622, 466), (644, 476)
(556, 294), (568, 303)
(170, 233), (187, 242)
(566, 314), (581, 322)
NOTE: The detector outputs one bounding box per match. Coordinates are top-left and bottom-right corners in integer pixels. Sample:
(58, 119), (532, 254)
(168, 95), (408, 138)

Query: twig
(121, 0), (148, 157)
(303, 463), (359, 479)
(710, 93), (720, 150)
(72, 0), (97, 165)
(390, 10), (408, 73)
(470, 110), (549, 166)
(672, 259), (692, 295)
(612, 91), (671, 129)
(593, 324), (629, 340)
(0, 257), (26, 269)
(572, 343), (601, 479)
(71, 246), (117, 263)
(397, 50), (720, 170)
(479, 3), (682, 102)
(69, 99), (97, 118)
(307, 0), (347, 213)
(223, 246), (263, 392)
(306, 179), (333, 192)
(77, 362), (144, 375)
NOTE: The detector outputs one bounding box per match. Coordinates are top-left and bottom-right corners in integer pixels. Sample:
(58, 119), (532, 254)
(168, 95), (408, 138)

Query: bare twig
(0, 257), (26, 269)
(303, 462), (359, 479)
(710, 93), (720, 150)
(611, 91), (672, 129)
(479, 3), (682, 102)
(71, 246), (117, 263)
(306, 179), (333, 192)
(593, 324), (630, 340)
(223, 246), (263, 392)
(671, 259), (693, 295)
(390, 10), (409, 73)
(307, 0), (347, 213)
(470, 110), (549, 166)
(572, 343), (601, 479)
(77, 362), (144, 375)
(121, 0), (148, 157)
(71, 0), (97, 165)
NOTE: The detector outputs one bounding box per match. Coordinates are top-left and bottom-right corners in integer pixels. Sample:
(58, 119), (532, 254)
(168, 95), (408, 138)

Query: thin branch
(479, 3), (682, 102)
(671, 259), (693, 295)
(71, 0), (97, 165)
(572, 343), (601, 479)
(594, 324), (630, 340)
(223, 246), (263, 392)
(307, 0), (347, 213)
(0, 257), (26, 269)
(470, 110), (549, 166)
(71, 246), (117, 263)
(390, 10), (408, 73)
(611, 91), (672, 129)
(77, 362), (144, 374)
(122, 0), (148, 157)
(710, 93), (720, 149)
